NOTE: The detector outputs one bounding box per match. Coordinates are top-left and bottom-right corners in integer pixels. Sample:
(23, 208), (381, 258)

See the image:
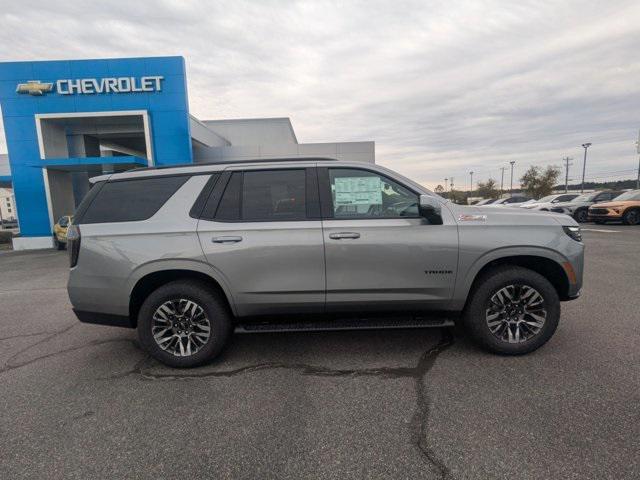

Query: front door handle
(329, 232), (360, 240)
(211, 236), (243, 244)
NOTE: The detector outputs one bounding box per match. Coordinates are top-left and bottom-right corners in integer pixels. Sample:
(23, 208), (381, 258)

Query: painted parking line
(582, 228), (621, 233)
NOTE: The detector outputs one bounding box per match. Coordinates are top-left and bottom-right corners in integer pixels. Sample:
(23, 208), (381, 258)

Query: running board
(235, 316), (455, 334)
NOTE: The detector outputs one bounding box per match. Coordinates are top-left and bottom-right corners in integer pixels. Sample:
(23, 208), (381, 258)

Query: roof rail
(128, 157), (339, 173)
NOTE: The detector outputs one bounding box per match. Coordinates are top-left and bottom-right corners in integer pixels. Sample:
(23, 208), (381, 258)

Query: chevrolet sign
(16, 80), (54, 95)
(16, 76), (164, 96)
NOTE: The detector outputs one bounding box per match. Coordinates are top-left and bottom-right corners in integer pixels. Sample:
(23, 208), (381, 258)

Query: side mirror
(419, 195), (443, 224)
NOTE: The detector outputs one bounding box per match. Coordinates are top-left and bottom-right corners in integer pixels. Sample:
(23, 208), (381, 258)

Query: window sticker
(334, 177), (382, 205)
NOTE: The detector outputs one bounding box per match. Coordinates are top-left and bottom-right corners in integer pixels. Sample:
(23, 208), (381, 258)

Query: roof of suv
(89, 157), (340, 183)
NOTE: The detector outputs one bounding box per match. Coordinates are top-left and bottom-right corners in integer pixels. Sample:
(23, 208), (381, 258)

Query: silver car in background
(520, 193), (579, 211)
(67, 159), (584, 367)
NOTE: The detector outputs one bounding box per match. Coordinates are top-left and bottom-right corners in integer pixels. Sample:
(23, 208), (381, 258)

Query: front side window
(328, 168), (418, 218)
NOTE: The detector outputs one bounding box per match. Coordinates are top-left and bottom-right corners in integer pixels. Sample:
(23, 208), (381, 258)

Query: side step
(235, 316), (455, 334)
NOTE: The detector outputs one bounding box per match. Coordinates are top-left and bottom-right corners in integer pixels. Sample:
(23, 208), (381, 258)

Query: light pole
(450, 177), (454, 192)
(499, 167), (506, 196)
(509, 161), (516, 195)
(563, 157), (572, 193)
(469, 171), (474, 193)
(581, 143), (591, 193)
(444, 177), (448, 193)
(635, 130), (640, 190)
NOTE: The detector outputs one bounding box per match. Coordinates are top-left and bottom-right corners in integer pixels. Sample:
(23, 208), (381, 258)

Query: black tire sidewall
(138, 281), (232, 368)
(623, 209), (639, 226)
(575, 208), (588, 223)
(464, 267), (560, 355)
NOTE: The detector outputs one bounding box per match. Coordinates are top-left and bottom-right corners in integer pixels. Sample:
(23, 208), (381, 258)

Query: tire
(574, 208), (589, 223)
(622, 208), (640, 226)
(138, 280), (233, 368)
(463, 266), (560, 355)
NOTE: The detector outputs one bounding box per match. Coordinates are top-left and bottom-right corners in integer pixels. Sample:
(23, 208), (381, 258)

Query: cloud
(0, 0), (639, 188)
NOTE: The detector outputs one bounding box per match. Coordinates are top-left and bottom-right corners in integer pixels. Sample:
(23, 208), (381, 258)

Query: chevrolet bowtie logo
(16, 80), (54, 96)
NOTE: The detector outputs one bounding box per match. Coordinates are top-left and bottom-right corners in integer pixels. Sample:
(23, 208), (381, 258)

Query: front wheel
(463, 266), (560, 355)
(622, 208), (640, 226)
(138, 280), (232, 368)
(574, 208), (589, 223)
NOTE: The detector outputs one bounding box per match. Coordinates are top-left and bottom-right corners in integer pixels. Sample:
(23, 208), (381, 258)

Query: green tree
(520, 165), (561, 199)
(448, 189), (465, 204)
(476, 178), (499, 199)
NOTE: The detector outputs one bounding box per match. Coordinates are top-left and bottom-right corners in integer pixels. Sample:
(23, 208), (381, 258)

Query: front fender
(451, 245), (571, 310)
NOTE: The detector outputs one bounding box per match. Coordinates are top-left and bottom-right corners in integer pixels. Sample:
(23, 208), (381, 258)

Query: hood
(591, 200), (640, 208)
(449, 204), (577, 227)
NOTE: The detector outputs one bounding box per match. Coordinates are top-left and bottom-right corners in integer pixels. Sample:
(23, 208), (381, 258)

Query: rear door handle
(329, 232), (360, 240)
(211, 236), (243, 244)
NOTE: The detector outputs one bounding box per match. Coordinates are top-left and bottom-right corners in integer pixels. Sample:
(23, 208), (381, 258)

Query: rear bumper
(73, 309), (134, 328)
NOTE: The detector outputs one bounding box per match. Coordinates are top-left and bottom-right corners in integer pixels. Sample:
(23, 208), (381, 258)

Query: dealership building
(0, 56), (374, 249)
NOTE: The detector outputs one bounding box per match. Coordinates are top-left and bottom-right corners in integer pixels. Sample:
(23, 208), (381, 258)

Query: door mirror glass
(419, 195), (443, 224)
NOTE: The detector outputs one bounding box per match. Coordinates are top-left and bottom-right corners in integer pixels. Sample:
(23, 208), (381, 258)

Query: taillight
(67, 224), (81, 267)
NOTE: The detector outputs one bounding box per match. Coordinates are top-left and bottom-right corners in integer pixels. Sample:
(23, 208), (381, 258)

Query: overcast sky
(1, 0), (639, 189)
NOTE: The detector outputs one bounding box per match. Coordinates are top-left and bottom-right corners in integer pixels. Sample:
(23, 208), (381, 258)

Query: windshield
(572, 192), (599, 202)
(611, 190), (640, 201)
(537, 195), (556, 203)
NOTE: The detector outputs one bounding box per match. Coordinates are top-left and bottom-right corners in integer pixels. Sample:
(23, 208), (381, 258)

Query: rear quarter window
(78, 175), (190, 224)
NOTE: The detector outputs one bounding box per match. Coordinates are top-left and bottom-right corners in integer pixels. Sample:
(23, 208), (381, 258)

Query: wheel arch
(128, 262), (237, 327)
(455, 249), (573, 310)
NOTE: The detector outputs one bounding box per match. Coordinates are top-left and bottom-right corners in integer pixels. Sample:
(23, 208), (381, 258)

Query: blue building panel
(0, 56), (193, 238)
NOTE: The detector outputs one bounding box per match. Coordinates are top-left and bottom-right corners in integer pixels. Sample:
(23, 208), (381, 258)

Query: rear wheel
(574, 208), (589, 223)
(138, 280), (232, 368)
(463, 266), (560, 355)
(622, 208), (640, 226)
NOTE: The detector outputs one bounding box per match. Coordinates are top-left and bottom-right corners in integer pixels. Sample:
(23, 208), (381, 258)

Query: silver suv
(67, 159), (584, 367)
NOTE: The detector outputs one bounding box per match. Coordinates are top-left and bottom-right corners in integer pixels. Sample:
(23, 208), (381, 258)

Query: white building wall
(194, 141), (375, 164)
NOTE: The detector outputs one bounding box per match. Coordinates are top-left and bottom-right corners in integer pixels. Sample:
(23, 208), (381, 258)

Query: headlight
(563, 226), (582, 242)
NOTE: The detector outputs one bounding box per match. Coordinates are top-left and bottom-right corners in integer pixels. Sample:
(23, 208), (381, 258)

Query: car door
(318, 166), (458, 312)
(197, 167), (325, 317)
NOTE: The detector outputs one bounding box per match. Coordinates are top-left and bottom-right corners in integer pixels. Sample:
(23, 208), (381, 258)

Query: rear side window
(213, 169), (308, 222)
(242, 170), (306, 221)
(79, 176), (189, 224)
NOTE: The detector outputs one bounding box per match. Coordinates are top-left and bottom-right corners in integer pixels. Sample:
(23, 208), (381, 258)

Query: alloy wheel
(485, 284), (547, 343)
(152, 299), (211, 357)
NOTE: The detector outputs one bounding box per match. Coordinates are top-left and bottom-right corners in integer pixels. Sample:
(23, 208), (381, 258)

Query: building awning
(31, 155), (148, 172)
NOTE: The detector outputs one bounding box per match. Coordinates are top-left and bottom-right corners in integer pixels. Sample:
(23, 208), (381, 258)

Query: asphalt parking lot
(0, 225), (638, 479)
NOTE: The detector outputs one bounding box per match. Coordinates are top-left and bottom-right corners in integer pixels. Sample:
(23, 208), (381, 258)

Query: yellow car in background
(53, 215), (73, 250)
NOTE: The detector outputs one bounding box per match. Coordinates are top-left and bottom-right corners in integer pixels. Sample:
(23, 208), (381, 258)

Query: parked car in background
(66, 159), (583, 367)
(53, 215), (72, 250)
(473, 198), (497, 206)
(520, 193), (579, 211)
(489, 196), (534, 207)
(588, 189), (640, 225)
(550, 190), (623, 222)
